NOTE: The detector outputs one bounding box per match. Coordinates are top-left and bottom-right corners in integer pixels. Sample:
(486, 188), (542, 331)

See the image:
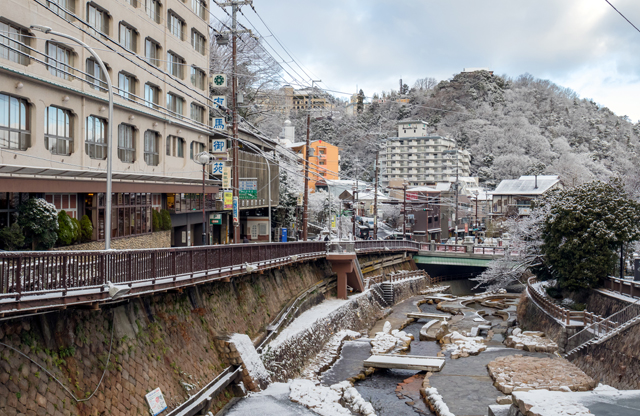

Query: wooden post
(62, 256), (68, 296)
(15, 256), (22, 301)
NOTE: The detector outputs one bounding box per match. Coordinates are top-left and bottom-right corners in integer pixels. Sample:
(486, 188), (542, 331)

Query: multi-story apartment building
(381, 120), (471, 189)
(0, 0), (223, 246)
(287, 139), (339, 191)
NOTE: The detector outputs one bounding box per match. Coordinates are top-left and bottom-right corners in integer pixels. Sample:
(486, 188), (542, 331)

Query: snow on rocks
(511, 389), (591, 416)
(300, 330), (361, 381)
(442, 331), (486, 359)
(289, 379), (376, 416)
(504, 329), (558, 353)
(422, 387), (455, 416)
(370, 321), (413, 354)
(229, 333), (272, 389)
(487, 355), (596, 394)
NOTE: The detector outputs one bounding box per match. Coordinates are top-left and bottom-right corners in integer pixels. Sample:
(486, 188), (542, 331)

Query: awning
(413, 256), (494, 267)
(428, 228), (441, 233)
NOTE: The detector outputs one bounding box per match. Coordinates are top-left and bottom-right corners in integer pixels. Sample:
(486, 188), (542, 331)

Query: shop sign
(222, 167), (231, 189)
(145, 388), (167, 416)
(224, 191), (233, 210)
(233, 196), (239, 224)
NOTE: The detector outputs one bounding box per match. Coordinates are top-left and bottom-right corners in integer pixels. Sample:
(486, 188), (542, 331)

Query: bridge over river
(414, 243), (505, 280)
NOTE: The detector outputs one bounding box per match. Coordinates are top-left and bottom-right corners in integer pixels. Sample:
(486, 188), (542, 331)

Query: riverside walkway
(0, 240), (419, 318)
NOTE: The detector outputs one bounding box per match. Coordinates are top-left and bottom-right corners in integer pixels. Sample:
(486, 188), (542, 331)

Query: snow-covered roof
(493, 175), (560, 196)
(435, 182), (452, 191)
(407, 186), (438, 192)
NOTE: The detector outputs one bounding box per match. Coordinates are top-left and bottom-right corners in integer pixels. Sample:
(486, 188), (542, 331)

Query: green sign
(209, 214), (222, 225)
(239, 180), (257, 200)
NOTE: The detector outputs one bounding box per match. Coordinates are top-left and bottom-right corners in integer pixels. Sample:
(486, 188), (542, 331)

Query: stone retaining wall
(51, 231), (171, 251)
(517, 293), (570, 351)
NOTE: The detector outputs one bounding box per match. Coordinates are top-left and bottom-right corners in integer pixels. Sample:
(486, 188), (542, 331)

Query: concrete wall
(51, 230), (171, 250)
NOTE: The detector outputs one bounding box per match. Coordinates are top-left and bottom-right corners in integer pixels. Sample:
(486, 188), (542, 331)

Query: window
(0, 21), (30, 65)
(191, 30), (205, 55)
(0, 93), (30, 150)
(44, 106), (72, 155)
(145, 0), (160, 23)
(125, 0), (137, 7)
(167, 51), (184, 78)
(118, 23), (137, 52)
(85, 115), (106, 159)
(48, 0), (75, 21)
(46, 42), (73, 80)
(118, 72), (135, 100)
(190, 66), (205, 89)
(192, 0), (206, 19)
(190, 141), (205, 160)
(168, 12), (184, 40)
(144, 83), (160, 108)
(144, 130), (159, 166)
(145, 38), (160, 66)
(118, 124), (135, 163)
(190, 103), (204, 123)
(166, 136), (184, 158)
(87, 3), (109, 35)
(167, 93), (183, 118)
(86, 58), (106, 91)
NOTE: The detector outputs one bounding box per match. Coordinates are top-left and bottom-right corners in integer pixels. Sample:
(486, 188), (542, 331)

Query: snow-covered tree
(18, 198), (58, 250)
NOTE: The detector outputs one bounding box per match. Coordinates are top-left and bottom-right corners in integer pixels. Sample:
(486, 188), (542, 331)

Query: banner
(233, 196), (239, 224)
(224, 191), (233, 210)
(222, 167), (231, 189)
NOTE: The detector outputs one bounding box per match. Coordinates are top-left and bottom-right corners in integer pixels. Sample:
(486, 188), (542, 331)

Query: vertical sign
(211, 139), (227, 152)
(212, 96), (227, 108)
(145, 388), (167, 416)
(233, 196), (239, 224)
(212, 162), (224, 175)
(213, 118), (226, 130)
(222, 167), (231, 189)
(297, 193), (303, 206)
(331, 215), (336, 229)
(224, 191), (233, 210)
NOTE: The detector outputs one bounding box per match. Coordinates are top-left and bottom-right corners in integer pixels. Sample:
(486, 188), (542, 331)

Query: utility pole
(403, 183), (407, 240)
(219, 0), (252, 243)
(303, 79), (321, 241)
(373, 151), (379, 240)
(352, 159), (359, 240)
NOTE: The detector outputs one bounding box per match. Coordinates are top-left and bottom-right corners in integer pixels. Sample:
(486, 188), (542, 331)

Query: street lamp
(443, 145), (459, 244)
(195, 152), (213, 246)
(31, 25), (114, 250)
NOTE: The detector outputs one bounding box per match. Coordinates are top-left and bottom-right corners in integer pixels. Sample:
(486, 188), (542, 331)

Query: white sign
(213, 118), (226, 130)
(145, 388), (167, 416)
(222, 167), (231, 189)
(212, 161), (225, 175)
(212, 95), (227, 108)
(211, 139), (227, 152)
(210, 74), (227, 87)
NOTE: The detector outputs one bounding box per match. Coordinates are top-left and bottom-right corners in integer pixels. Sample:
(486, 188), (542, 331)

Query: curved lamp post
(31, 25), (114, 250)
(195, 151), (213, 246)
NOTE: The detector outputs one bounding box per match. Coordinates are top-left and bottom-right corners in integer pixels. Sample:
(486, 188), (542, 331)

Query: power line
(604, 0), (640, 35)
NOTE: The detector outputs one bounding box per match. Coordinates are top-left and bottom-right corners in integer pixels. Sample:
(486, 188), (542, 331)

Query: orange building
(288, 140), (340, 190)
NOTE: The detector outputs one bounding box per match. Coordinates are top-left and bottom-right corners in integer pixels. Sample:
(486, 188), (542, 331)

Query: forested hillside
(278, 71), (640, 194)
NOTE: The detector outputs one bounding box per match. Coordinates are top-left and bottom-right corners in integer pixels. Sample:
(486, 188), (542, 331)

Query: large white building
(380, 120), (471, 189)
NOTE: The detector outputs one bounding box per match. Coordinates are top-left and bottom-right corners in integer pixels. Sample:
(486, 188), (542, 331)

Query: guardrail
(527, 276), (585, 326)
(603, 276), (640, 299)
(354, 240), (420, 253)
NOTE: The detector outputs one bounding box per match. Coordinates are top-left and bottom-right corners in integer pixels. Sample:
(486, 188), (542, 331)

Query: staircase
(370, 284), (389, 308)
(381, 282), (395, 304)
(565, 298), (640, 357)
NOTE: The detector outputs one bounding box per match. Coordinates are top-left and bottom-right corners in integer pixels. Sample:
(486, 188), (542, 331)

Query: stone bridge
(0, 240), (419, 319)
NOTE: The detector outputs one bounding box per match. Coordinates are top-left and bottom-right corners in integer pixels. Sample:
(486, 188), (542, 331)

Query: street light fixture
(195, 151), (213, 246)
(31, 25), (115, 250)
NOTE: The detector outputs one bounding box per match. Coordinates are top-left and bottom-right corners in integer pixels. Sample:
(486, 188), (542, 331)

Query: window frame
(87, 2), (109, 35)
(145, 0), (160, 23)
(0, 21), (30, 66)
(144, 130), (159, 166)
(166, 135), (184, 158)
(192, 0), (206, 19)
(144, 37), (160, 67)
(190, 103), (204, 124)
(167, 11), (184, 40)
(118, 72), (136, 101)
(117, 123), (136, 163)
(190, 66), (205, 89)
(47, 0), (75, 21)
(85, 115), (107, 160)
(44, 106), (73, 155)
(144, 82), (160, 109)
(86, 58), (107, 91)
(118, 22), (137, 52)
(166, 92), (183, 118)
(167, 51), (184, 79)
(46, 41), (74, 80)
(191, 29), (205, 55)
(0, 93), (30, 151)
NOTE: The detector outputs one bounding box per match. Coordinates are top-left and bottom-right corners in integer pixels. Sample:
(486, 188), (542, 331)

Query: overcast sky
(217, 0), (640, 121)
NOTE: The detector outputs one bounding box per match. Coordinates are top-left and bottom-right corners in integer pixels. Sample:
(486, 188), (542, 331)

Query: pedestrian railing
(603, 276), (640, 299)
(354, 240), (420, 253)
(526, 276), (585, 326)
(435, 244), (467, 253)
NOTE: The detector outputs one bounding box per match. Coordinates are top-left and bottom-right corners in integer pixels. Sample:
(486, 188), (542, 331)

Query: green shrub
(0, 223), (25, 250)
(160, 209), (172, 231)
(152, 209), (161, 232)
(72, 217), (82, 243)
(546, 286), (563, 299)
(572, 302), (586, 311)
(57, 210), (77, 246)
(18, 198), (58, 250)
(80, 215), (93, 241)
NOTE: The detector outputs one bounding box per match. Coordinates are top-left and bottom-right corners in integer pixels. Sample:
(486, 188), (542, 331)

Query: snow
(230, 333), (271, 387)
(444, 331), (487, 358)
(268, 298), (351, 350)
(424, 387), (455, 416)
(289, 379), (376, 416)
(512, 390), (591, 416)
(370, 321), (413, 354)
(300, 330), (361, 381)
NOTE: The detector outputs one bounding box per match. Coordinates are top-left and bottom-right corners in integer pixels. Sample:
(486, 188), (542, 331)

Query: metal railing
(0, 242), (325, 301)
(354, 240), (420, 253)
(565, 298), (640, 357)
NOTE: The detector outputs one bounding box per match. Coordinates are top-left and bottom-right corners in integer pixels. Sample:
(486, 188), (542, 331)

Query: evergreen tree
(0, 223), (25, 250)
(18, 198), (58, 250)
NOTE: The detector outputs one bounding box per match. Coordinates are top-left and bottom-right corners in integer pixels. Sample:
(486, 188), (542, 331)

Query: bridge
(414, 243), (506, 277)
(0, 240), (419, 319)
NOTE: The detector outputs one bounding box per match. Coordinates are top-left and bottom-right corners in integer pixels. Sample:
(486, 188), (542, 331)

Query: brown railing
(527, 276), (585, 326)
(604, 276), (640, 299)
(0, 242), (325, 301)
(435, 244), (467, 253)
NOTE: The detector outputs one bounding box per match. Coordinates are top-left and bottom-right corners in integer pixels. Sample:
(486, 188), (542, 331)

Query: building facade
(0, 0), (225, 247)
(381, 120), (471, 189)
(287, 139), (339, 191)
(491, 175), (562, 217)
